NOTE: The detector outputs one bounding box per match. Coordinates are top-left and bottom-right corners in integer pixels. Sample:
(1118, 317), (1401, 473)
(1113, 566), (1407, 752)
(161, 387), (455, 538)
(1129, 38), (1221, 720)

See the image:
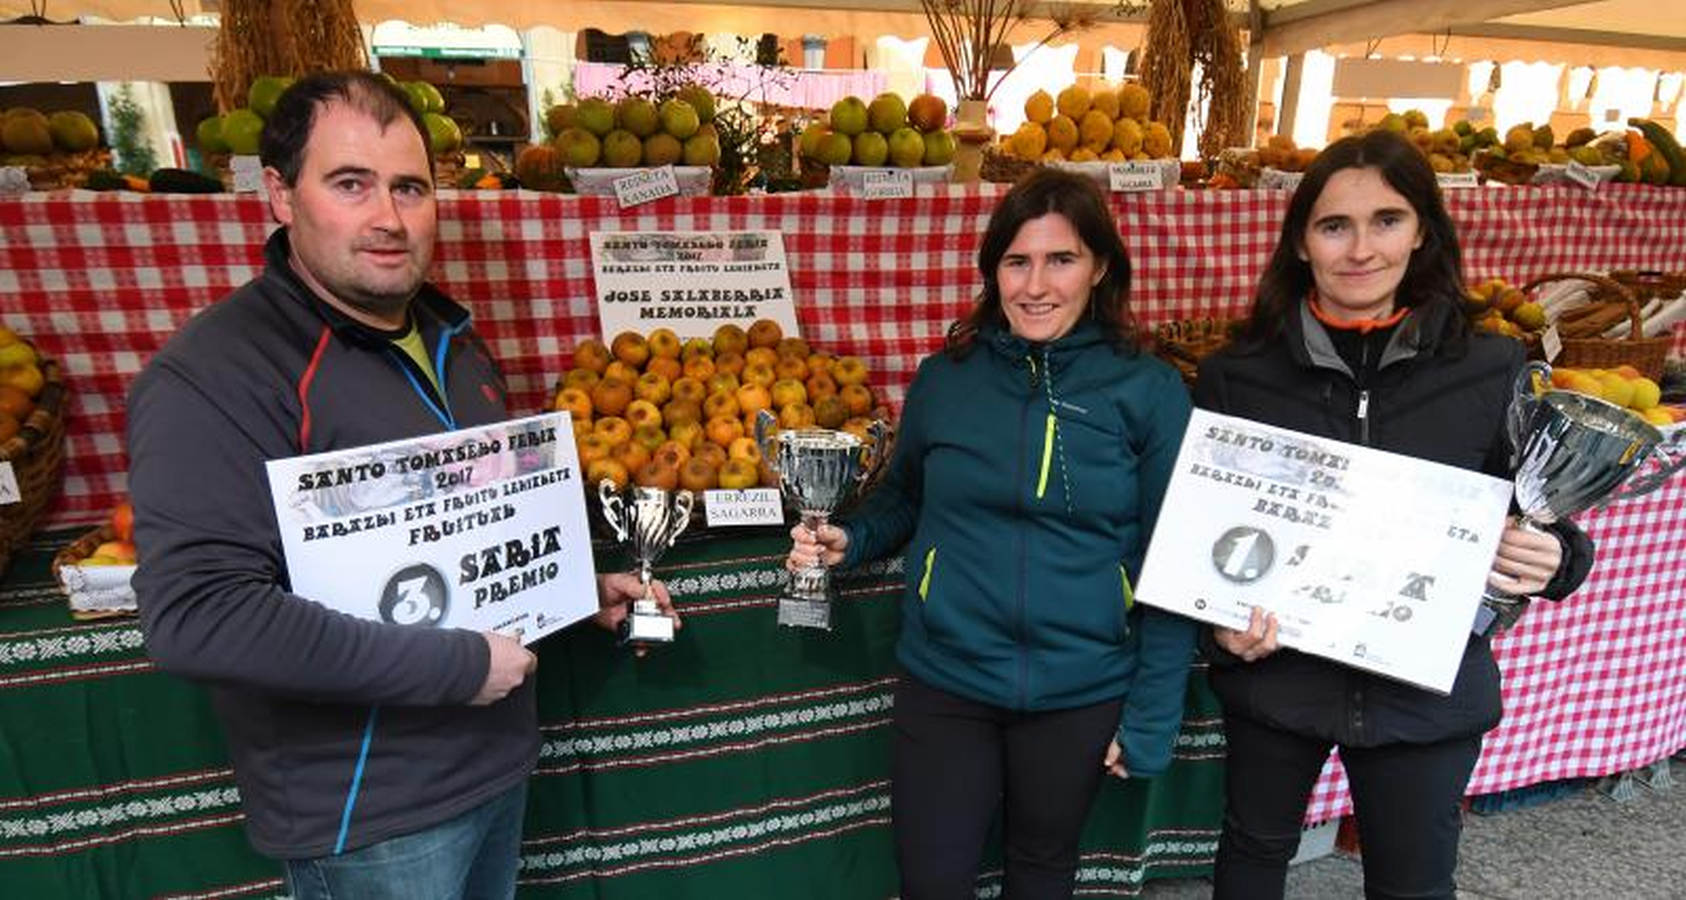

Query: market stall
(3, 185), (1684, 870)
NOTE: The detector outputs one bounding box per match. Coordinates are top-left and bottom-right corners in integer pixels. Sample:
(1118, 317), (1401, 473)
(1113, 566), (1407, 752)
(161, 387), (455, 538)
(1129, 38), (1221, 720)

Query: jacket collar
(260, 228), (471, 347)
(1288, 298), (1436, 377)
(982, 318), (1108, 369)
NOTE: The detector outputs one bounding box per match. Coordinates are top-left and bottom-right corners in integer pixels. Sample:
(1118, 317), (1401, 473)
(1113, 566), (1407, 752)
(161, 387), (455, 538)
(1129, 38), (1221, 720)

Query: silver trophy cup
(1480, 361), (1686, 632)
(756, 410), (887, 630)
(598, 481), (692, 645)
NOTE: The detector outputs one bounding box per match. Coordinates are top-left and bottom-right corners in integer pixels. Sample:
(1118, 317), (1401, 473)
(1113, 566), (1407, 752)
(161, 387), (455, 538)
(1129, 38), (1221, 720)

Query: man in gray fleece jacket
(126, 72), (675, 899)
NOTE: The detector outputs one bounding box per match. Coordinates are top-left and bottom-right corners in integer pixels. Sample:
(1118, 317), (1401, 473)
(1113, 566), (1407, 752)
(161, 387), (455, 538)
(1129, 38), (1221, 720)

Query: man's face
(265, 101), (436, 329)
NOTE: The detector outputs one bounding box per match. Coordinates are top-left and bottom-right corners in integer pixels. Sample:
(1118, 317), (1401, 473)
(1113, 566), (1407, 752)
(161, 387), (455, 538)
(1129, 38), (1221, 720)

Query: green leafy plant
(108, 84), (157, 177)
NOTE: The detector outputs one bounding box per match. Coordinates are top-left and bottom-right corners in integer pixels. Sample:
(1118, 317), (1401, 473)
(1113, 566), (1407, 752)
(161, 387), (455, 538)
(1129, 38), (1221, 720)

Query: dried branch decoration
(210, 0), (367, 112)
(921, 0), (1116, 103)
(1139, 0), (1247, 157)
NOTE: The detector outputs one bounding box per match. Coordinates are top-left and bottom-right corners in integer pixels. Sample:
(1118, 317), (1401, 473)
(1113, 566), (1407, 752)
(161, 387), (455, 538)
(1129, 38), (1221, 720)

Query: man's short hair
(259, 71), (433, 187)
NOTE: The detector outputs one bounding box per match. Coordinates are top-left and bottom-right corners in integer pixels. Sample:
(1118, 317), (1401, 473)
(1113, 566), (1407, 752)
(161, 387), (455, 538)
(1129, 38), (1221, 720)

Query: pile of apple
(1548, 365), (1681, 427)
(81, 501), (137, 566)
(796, 92), (955, 169)
(551, 320), (885, 495)
(1003, 82), (1174, 163)
(0, 324), (48, 446)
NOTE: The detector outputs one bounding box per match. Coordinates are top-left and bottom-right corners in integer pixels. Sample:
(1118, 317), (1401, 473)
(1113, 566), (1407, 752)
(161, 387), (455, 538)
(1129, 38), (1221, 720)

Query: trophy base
(618, 612), (676, 645)
(777, 597), (832, 630)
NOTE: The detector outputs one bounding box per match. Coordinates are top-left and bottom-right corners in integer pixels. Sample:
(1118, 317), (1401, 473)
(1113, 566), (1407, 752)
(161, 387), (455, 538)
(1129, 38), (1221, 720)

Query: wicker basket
(0, 355), (67, 577)
(1523, 273), (1671, 380)
(1154, 317), (1243, 387)
(980, 147), (1038, 185)
(51, 523), (138, 620)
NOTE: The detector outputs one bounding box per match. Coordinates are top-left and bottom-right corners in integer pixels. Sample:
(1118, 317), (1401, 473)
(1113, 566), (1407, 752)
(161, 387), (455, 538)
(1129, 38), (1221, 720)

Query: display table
(0, 529), (1225, 898)
(2, 185), (1683, 845)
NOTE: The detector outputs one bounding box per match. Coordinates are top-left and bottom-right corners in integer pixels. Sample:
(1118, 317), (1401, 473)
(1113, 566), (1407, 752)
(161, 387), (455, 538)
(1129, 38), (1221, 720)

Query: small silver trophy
(597, 481), (692, 646)
(1479, 361), (1685, 632)
(756, 410), (888, 630)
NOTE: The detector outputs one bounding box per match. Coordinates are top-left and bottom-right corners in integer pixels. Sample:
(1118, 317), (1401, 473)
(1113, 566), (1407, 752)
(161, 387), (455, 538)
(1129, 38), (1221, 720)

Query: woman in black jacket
(1194, 129), (1594, 900)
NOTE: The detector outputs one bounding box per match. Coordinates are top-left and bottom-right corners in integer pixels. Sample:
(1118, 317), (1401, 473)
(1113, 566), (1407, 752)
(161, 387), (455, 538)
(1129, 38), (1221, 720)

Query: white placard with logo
(1136, 409), (1513, 693)
(703, 488), (784, 527)
(264, 412), (596, 646)
(589, 230), (800, 340)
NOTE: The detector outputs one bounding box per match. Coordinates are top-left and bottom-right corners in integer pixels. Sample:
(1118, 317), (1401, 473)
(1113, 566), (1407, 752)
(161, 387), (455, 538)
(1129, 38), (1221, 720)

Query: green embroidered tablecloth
(0, 528), (1221, 898)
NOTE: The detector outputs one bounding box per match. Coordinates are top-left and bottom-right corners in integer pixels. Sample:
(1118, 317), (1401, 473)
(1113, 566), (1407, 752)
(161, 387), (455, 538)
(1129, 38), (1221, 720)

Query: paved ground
(1142, 755), (1685, 899)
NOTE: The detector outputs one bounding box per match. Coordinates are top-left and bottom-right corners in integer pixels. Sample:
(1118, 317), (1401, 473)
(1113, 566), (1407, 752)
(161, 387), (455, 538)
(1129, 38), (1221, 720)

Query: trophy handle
(669, 489), (695, 542)
(754, 409), (780, 473)
(1605, 429), (1686, 501)
(1508, 361), (1551, 464)
(858, 418), (894, 484)
(598, 480), (629, 542)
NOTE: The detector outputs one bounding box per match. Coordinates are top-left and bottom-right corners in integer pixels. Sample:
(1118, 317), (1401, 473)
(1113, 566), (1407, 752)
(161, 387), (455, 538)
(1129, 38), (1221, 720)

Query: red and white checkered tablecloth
(3, 184), (1684, 818)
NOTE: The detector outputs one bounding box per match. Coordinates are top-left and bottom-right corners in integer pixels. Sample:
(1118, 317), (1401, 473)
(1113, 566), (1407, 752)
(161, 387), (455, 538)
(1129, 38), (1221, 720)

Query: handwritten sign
(1564, 161), (1602, 191)
(230, 155), (263, 193)
(703, 488), (785, 527)
(1437, 171), (1480, 189)
(265, 412), (596, 646)
(0, 461), (18, 505)
(589, 230), (799, 339)
(1136, 410), (1512, 693)
(861, 169), (915, 199)
(613, 166), (680, 207)
(1109, 161), (1164, 192)
(1541, 324), (1563, 362)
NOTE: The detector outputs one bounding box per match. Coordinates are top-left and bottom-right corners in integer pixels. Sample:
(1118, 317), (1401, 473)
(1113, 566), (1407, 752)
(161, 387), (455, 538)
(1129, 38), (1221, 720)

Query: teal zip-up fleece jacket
(840, 319), (1198, 776)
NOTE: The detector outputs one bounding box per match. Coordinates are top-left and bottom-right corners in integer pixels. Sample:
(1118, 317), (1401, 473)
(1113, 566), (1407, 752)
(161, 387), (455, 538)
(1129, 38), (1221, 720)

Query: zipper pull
(1026, 354), (1039, 388)
(1356, 389), (1371, 444)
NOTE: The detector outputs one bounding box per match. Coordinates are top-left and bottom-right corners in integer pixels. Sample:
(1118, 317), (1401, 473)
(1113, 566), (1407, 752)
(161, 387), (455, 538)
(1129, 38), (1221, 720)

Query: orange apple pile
(1548, 365), (1682, 427)
(83, 501), (137, 566)
(0, 324), (47, 445)
(552, 320), (886, 494)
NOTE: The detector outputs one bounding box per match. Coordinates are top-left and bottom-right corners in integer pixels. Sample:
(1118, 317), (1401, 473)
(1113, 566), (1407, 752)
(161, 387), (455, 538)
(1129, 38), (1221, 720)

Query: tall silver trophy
(756, 410), (888, 630)
(598, 481), (692, 646)
(1480, 361), (1686, 632)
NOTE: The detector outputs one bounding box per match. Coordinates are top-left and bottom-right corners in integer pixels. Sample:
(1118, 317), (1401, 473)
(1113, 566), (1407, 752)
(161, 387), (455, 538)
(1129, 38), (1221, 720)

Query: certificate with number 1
(1135, 410), (1513, 693)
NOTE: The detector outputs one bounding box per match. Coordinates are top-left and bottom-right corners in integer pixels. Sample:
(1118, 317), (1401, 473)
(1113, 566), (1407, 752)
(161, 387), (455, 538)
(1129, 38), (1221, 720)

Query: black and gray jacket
(128, 229), (536, 859)
(1192, 300), (1594, 745)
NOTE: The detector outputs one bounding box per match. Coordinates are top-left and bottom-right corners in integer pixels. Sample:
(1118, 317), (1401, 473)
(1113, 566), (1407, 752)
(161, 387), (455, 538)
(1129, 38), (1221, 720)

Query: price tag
(1542, 324), (1563, 362)
(1437, 171), (1480, 189)
(0, 461), (19, 506)
(613, 166), (680, 208)
(703, 488), (785, 527)
(231, 155), (263, 193)
(1108, 161), (1163, 193)
(0, 166), (28, 196)
(861, 169), (914, 199)
(1564, 162), (1602, 191)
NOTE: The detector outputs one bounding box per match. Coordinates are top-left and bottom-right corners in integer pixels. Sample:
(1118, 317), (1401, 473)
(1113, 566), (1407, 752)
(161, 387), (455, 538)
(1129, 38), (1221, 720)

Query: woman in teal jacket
(788, 168), (1197, 898)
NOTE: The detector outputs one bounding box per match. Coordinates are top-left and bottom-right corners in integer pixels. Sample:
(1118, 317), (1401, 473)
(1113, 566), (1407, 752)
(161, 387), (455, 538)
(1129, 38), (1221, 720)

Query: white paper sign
(1541, 324), (1563, 362)
(589, 230), (800, 340)
(613, 166), (680, 207)
(1136, 410), (1514, 693)
(1437, 171), (1480, 189)
(861, 169), (914, 199)
(1109, 161), (1163, 192)
(264, 412), (596, 645)
(231, 155), (263, 193)
(1564, 161), (1602, 191)
(703, 488), (784, 527)
(0, 461), (19, 505)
